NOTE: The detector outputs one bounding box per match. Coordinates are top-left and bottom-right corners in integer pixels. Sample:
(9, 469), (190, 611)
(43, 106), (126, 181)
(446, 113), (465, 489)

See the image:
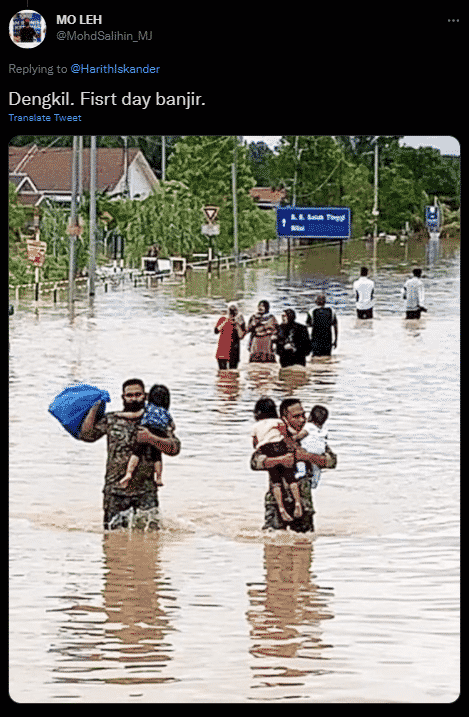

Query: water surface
(9, 238), (459, 702)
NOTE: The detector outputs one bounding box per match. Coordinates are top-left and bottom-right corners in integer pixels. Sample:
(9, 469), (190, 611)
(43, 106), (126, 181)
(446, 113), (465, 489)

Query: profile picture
(10, 9), (46, 47)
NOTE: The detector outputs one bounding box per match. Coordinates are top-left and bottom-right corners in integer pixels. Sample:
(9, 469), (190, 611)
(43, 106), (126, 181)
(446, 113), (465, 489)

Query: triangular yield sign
(203, 205), (219, 223)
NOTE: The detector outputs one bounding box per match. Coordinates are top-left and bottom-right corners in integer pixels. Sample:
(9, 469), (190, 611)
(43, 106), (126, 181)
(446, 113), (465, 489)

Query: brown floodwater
(9, 238), (459, 702)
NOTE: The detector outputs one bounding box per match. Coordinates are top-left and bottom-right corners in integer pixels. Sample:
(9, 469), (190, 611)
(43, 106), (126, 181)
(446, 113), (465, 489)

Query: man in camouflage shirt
(80, 378), (181, 530)
(252, 399), (332, 532)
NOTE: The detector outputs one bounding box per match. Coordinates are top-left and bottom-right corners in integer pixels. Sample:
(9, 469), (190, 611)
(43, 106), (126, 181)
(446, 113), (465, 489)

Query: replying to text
(9, 64), (161, 76)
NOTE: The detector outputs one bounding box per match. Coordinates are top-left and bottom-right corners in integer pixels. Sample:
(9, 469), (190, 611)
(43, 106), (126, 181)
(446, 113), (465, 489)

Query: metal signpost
(202, 205), (220, 273)
(276, 206), (351, 262)
(425, 205), (440, 240)
(25, 236), (47, 300)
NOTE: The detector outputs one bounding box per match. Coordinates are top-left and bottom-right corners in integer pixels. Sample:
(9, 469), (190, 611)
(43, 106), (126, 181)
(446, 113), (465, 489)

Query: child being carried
(292, 405), (333, 488)
(119, 384), (175, 489)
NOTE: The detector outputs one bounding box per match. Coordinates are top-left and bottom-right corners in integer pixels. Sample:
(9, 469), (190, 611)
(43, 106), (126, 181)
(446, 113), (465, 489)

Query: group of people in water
(214, 296), (337, 370)
(79, 378), (336, 532)
(214, 267), (427, 370)
(73, 267), (427, 532)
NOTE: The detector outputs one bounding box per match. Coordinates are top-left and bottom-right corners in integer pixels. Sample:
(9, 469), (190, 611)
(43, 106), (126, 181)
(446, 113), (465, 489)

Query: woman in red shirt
(214, 302), (246, 369)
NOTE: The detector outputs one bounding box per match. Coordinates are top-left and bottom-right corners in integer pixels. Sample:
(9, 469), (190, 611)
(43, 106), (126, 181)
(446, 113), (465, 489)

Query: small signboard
(425, 206), (440, 228)
(201, 223), (220, 236)
(26, 239), (47, 267)
(67, 224), (83, 236)
(277, 206), (351, 238)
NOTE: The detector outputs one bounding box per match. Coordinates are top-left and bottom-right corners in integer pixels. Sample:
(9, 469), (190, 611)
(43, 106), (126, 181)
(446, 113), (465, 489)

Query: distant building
(9, 144), (159, 207)
(249, 186), (287, 209)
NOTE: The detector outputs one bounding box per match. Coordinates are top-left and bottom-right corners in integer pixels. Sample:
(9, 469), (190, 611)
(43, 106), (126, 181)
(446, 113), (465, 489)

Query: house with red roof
(249, 186), (287, 209)
(9, 144), (159, 207)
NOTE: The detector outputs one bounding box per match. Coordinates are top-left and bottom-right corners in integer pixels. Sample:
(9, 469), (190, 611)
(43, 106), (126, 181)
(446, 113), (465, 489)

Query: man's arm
(136, 426), (181, 456)
(79, 401), (104, 442)
(332, 311), (338, 348)
(295, 447), (327, 468)
(418, 282), (425, 307)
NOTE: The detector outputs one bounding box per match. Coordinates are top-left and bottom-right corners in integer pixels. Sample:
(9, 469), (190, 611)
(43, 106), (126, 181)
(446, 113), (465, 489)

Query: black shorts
(357, 308), (373, 319)
(406, 309), (421, 319)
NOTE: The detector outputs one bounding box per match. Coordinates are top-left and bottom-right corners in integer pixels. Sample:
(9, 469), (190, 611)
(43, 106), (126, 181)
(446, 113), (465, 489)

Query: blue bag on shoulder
(48, 383), (111, 438)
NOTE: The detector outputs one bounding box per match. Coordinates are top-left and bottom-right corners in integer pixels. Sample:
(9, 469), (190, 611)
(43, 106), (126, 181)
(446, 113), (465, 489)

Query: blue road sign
(425, 206), (440, 228)
(276, 206), (351, 238)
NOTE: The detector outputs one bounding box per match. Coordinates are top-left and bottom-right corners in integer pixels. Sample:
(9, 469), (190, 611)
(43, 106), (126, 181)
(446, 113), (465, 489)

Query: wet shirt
(84, 412), (179, 495)
(353, 276), (375, 309)
(402, 277), (424, 310)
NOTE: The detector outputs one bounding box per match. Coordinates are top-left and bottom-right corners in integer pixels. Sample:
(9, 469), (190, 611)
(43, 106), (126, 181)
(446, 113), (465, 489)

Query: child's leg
(270, 474), (292, 523)
(153, 459), (163, 486)
(272, 484), (292, 522)
(289, 480), (303, 518)
(119, 453), (140, 487)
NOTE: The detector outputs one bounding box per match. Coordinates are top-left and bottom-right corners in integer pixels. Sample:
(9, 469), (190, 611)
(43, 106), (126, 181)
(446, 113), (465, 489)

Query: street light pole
(372, 139), (379, 238)
(89, 135), (97, 296)
(232, 135), (242, 264)
(68, 135), (79, 305)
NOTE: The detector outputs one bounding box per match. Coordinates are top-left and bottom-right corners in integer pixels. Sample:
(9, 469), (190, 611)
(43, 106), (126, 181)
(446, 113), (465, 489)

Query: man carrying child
(80, 378), (180, 530)
(253, 398), (335, 532)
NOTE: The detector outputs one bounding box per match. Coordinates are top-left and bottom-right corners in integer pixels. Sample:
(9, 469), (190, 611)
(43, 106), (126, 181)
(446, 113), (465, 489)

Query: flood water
(9, 237), (459, 703)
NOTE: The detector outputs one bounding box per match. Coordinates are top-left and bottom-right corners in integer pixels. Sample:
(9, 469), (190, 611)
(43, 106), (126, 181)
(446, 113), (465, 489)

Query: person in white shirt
(353, 267), (375, 319)
(402, 268), (427, 319)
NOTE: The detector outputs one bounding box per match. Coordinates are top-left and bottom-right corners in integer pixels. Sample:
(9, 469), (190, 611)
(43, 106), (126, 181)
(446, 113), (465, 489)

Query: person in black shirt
(18, 18), (39, 43)
(306, 294), (338, 357)
(276, 309), (311, 367)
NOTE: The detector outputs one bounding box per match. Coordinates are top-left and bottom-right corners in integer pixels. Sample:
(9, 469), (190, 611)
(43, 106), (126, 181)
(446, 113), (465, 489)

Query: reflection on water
(9, 238), (459, 702)
(247, 542), (334, 674)
(47, 532), (178, 687)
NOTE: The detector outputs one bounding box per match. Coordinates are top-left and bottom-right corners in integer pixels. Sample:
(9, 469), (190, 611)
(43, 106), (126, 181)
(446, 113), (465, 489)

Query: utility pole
(121, 135), (129, 198)
(68, 135), (79, 304)
(372, 139), (379, 238)
(232, 135), (242, 264)
(89, 136), (97, 296)
(292, 135), (299, 207)
(78, 135), (83, 202)
(289, 135), (301, 263)
(232, 162), (238, 263)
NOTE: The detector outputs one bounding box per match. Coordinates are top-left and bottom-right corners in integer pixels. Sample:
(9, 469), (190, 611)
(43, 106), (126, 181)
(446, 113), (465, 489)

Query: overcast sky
(243, 136), (460, 156)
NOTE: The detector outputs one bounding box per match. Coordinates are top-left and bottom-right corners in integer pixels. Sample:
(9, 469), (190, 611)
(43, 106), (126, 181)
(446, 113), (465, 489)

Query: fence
(8, 243), (313, 302)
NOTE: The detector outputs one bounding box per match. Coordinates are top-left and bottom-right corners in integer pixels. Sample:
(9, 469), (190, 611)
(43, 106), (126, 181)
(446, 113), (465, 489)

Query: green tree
(100, 181), (207, 264)
(269, 136), (374, 236)
(9, 182), (31, 285)
(246, 141), (277, 187)
(167, 136), (268, 255)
